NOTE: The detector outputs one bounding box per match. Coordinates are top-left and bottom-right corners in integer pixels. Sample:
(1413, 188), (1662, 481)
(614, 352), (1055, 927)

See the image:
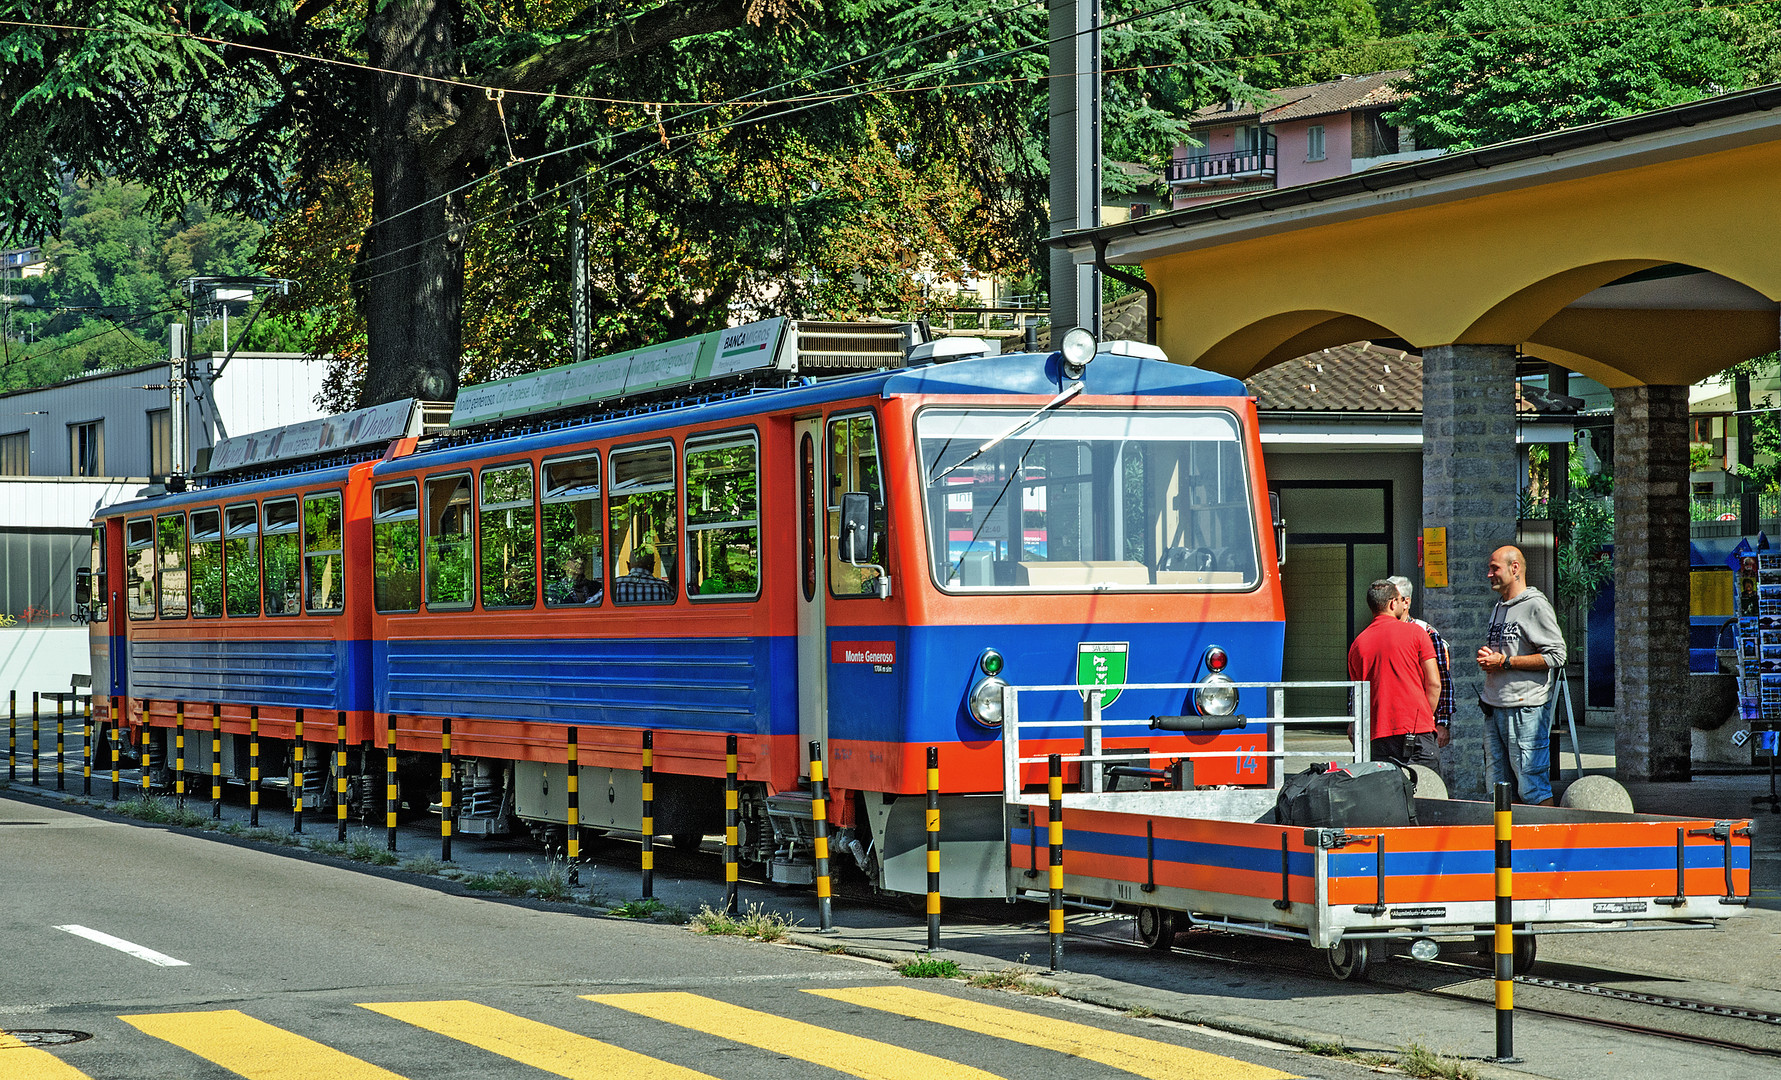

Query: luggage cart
(999, 680), (1755, 980)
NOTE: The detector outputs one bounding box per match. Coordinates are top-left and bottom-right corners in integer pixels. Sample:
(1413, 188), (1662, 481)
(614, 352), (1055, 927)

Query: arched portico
(1059, 86), (1781, 791)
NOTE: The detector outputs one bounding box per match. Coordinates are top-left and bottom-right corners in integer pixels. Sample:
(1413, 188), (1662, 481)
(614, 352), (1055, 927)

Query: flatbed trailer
(998, 681), (1755, 980)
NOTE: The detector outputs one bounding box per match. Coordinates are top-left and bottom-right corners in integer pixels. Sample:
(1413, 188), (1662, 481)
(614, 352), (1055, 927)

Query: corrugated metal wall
(0, 529), (84, 626)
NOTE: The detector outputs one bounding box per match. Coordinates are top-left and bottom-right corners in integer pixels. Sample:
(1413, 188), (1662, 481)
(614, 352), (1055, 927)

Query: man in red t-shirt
(1346, 579), (1442, 769)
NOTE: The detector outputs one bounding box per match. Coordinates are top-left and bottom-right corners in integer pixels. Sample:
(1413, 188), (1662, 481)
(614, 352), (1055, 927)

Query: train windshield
(917, 407), (1259, 592)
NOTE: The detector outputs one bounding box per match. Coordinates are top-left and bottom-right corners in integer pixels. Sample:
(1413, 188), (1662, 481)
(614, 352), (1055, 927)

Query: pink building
(1168, 70), (1441, 209)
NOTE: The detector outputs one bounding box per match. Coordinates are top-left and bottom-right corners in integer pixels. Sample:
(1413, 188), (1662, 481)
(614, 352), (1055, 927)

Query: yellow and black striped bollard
(82, 696), (93, 796)
(386, 715), (399, 853)
(8, 689), (15, 781)
(640, 731), (655, 899)
(174, 702), (185, 809)
(32, 690), (40, 786)
(566, 727), (580, 887)
(55, 693), (66, 791)
(1047, 752), (1065, 973)
(110, 702), (121, 801)
(292, 709), (305, 833)
(139, 703), (152, 796)
(1492, 781), (1520, 1063)
(810, 741), (833, 932)
(926, 745), (941, 950)
(724, 734), (739, 915)
(211, 704), (223, 819)
(335, 712), (348, 842)
(249, 706), (260, 827)
(440, 718), (453, 862)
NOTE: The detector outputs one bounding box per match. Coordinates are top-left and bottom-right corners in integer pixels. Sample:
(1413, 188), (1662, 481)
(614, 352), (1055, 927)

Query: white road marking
(53, 924), (190, 967)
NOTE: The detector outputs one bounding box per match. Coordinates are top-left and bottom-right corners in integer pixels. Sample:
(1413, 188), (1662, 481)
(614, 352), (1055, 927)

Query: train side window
(156, 511), (189, 619)
(826, 414), (888, 598)
(224, 503), (260, 617)
(685, 433), (760, 599)
(262, 498), (301, 615)
(88, 524), (109, 622)
(608, 442), (677, 604)
(542, 455), (603, 607)
(303, 492), (344, 614)
(373, 482), (421, 613)
(125, 517), (155, 621)
(189, 509), (223, 618)
(426, 474), (473, 609)
(480, 462), (537, 609)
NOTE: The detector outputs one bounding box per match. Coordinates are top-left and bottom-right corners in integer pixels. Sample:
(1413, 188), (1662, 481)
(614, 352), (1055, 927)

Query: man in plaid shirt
(1389, 576), (1453, 760)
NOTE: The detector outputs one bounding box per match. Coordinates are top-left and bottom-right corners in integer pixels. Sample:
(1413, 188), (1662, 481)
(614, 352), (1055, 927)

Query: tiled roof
(1246, 342), (1420, 412)
(1190, 70), (1408, 129)
(1246, 343), (1582, 415)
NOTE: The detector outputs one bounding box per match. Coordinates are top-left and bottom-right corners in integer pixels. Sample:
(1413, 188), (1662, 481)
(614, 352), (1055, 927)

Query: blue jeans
(1481, 700), (1553, 804)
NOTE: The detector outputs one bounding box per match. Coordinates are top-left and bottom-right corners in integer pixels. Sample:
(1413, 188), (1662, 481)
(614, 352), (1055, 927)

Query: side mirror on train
(1270, 491), (1287, 569)
(74, 567), (92, 606)
(839, 492), (893, 600)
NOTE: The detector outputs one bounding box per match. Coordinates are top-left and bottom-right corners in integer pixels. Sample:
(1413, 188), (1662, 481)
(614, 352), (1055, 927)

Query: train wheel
(1327, 939), (1370, 981)
(1136, 906), (1176, 950)
(1513, 933), (1537, 975)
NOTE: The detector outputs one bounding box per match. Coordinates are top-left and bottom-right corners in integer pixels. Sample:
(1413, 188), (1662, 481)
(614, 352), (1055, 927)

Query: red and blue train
(86, 323), (1286, 896)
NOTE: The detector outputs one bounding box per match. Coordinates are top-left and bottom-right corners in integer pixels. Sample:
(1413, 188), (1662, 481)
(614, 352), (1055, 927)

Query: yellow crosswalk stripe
(0, 1030), (94, 1080)
(360, 1000), (717, 1080)
(586, 991), (1006, 1080)
(807, 986), (1298, 1080)
(118, 1009), (410, 1080)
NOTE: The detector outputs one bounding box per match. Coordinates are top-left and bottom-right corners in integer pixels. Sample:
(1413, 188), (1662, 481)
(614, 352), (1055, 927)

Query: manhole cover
(5, 1030), (93, 1046)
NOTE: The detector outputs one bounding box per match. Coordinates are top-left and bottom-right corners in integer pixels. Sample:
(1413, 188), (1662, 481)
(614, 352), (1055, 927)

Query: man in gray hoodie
(1475, 545), (1567, 805)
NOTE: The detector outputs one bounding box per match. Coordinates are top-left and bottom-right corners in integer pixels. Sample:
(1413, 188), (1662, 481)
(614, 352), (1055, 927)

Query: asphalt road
(0, 794), (1363, 1080)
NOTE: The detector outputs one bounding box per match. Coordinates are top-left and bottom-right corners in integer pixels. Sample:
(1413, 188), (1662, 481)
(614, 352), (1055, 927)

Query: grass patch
(460, 869), (534, 896)
(897, 957), (962, 979)
(822, 944), (848, 955)
(243, 826), (302, 847)
(690, 901), (798, 942)
(345, 839), (400, 866)
(307, 839), (348, 857)
(527, 861), (574, 902)
(966, 967), (1057, 995)
(1398, 1043), (1478, 1080)
(1124, 1006), (1156, 1018)
(400, 856), (450, 875)
(609, 899), (669, 919)
(113, 797), (209, 829)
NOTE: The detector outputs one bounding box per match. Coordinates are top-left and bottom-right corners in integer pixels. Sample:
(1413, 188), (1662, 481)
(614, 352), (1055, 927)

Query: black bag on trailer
(1275, 761), (1418, 829)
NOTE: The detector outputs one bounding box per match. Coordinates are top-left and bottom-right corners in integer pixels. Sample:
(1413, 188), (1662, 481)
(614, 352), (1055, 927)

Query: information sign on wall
(1423, 527), (1449, 588)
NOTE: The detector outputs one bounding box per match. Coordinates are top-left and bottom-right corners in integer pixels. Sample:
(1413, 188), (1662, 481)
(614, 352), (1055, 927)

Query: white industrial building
(1, 354), (328, 697)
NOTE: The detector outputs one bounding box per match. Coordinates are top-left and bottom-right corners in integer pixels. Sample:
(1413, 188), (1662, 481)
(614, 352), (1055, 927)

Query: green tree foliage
(1389, 0), (1751, 150)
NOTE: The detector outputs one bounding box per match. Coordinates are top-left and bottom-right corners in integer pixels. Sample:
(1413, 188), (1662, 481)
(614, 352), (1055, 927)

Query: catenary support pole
(1493, 781), (1521, 1063)
(725, 734), (739, 915)
(1048, 752), (1065, 973)
(810, 741), (834, 932)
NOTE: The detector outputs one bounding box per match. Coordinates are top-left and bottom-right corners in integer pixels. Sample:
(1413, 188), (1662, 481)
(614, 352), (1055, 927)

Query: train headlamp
(968, 675), (1009, 728)
(1195, 673), (1238, 717)
(1060, 327), (1097, 380)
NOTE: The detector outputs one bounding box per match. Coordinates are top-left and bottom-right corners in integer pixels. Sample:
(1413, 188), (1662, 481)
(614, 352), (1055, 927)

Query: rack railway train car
(85, 321), (1286, 896)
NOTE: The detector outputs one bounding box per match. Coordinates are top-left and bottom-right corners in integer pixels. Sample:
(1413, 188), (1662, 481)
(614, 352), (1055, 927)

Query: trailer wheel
(1327, 939), (1369, 981)
(1136, 906), (1176, 950)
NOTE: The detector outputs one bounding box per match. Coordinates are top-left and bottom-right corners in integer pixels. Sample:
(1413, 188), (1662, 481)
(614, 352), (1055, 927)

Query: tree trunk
(361, 0), (464, 407)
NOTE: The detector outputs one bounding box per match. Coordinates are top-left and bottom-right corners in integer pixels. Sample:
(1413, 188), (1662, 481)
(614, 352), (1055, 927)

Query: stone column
(1611, 384), (1692, 782)
(1422, 344), (1521, 799)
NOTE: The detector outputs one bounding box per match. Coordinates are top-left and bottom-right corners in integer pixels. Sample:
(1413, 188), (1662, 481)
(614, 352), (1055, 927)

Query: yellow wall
(1143, 138), (1781, 386)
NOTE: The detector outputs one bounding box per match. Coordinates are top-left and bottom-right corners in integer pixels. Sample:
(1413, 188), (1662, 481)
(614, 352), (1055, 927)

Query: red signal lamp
(1204, 646), (1228, 672)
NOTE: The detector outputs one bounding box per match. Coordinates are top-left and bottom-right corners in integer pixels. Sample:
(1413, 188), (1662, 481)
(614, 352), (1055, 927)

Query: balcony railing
(1168, 147), (1277, 187)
